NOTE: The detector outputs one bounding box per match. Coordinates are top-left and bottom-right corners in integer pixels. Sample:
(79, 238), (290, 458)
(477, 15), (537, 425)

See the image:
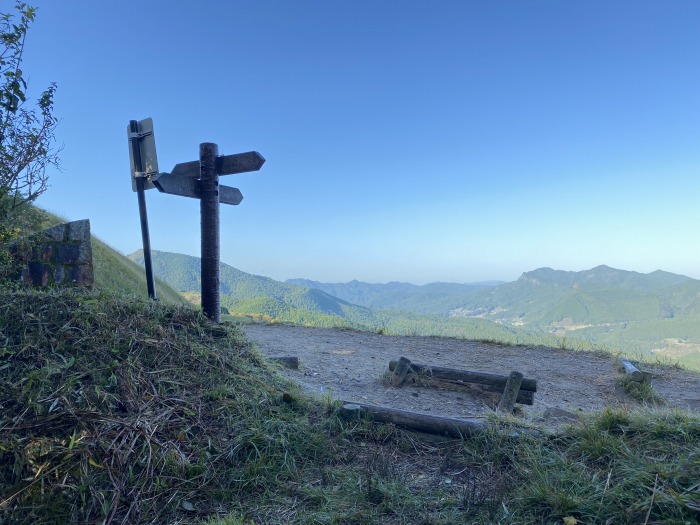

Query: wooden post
(619, 358), (646, 382)
(200, 142), (220, 322)
(391, 356), (413, 386)
(497, 371), (523, 414)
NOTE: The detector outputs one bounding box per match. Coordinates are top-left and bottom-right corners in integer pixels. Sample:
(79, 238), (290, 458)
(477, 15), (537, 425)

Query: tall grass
(1, 288), (698, 524)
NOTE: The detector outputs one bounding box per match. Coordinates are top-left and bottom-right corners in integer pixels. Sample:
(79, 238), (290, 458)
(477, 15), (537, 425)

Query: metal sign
(127, 118), (159, 191)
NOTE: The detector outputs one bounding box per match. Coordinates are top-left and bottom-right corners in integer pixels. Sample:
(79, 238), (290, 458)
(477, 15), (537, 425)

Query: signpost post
(127, 118), (158, 300)
(127, 118), (265, 322)
(158, 145), (264, 322)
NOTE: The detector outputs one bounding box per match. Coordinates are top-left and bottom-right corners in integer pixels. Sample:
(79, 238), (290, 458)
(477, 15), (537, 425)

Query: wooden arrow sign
(169, 151), (265, 178)
(153, 172), (243, 205)
(219, 185), (244, 205)
(218, 151), (265, 175)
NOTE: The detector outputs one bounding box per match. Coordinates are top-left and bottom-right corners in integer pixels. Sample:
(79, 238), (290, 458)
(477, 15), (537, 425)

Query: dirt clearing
(244, 324), (700, 426)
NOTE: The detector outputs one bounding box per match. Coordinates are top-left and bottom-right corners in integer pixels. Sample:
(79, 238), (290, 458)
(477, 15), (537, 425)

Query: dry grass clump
(0, 288), (322, 524)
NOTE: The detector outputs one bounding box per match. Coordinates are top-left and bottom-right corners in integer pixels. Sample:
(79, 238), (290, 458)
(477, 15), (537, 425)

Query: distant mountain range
(129, 250), (700, 369)
(285, 278), (502, 313)
(451, 265), (700, 325)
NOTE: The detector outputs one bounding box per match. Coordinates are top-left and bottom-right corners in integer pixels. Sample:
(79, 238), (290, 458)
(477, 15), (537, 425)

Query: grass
(1, 287), (699, 524)
(91, 236), (188, 304)
(617, 375), (667, 404)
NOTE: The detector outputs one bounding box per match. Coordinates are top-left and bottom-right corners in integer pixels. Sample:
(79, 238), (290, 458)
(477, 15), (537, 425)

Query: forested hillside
(286, 278), (499, 313)
(289, 265), (700, 368)
(129, 250), (570, 346)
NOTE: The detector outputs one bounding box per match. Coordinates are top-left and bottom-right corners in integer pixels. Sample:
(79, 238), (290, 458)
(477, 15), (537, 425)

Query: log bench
(388, 358), (537, 407)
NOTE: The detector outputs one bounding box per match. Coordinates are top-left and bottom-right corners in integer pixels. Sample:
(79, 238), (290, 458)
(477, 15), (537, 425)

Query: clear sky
(20, 0), (700, 284)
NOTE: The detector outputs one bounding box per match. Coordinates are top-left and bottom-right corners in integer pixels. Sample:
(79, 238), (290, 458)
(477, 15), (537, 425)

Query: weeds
(617, 375), (666, 404)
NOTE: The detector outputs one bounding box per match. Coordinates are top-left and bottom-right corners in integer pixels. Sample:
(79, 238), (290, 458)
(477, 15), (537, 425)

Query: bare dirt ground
(243, 324), (700, 427)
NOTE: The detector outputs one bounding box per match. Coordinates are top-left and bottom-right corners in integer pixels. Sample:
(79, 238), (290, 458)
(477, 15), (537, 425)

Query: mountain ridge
(128, 250), (700, 368)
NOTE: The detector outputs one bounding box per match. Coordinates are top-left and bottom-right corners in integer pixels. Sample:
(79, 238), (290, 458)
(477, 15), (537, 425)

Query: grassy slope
(1, 287), (699, 525)
(7, 204), (186, 304)
(91, 238), (186, 304)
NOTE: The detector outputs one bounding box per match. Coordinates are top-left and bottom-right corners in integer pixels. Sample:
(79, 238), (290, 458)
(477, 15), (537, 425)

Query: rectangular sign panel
(128, 117), (158, 191)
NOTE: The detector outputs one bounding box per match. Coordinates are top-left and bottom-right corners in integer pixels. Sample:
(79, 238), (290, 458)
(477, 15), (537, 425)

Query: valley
(129, 250), (700, 370)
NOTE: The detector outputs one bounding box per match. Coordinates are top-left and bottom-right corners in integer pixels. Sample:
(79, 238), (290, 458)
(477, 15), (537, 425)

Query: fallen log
(388, 360), (537, 392)
(497, 371), (523, 414)
(619, 358), (651, 384)
(339, 401), (486, 438)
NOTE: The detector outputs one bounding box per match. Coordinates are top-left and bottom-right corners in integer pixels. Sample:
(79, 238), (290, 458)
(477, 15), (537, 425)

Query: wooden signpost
(128, 118), (265, 322)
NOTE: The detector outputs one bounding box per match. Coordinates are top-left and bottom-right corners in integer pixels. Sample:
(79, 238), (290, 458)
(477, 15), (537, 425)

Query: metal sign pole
(199, 142), (220, 322)
(129, 119), (158, 300)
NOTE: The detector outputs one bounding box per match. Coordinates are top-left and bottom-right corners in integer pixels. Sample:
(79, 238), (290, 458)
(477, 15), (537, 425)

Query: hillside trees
(0, 2), (58, 216)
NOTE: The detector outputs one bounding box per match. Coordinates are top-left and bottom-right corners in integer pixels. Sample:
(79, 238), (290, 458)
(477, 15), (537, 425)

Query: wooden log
(391, 356), (412, 387)
(457, 379), (534, 405)
(271, 356), (299, 370)
(388, 360), (537, 392)
(339, 401), (485, 438)
(497, 371), (523, 414)
(619, 358), (644, 382)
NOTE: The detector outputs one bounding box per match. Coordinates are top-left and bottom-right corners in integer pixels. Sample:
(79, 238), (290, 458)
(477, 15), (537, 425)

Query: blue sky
(20, 0), (700, 284)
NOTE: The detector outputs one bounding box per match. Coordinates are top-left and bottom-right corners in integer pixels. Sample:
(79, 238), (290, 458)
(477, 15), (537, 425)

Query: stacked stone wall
(9, 219), (94, 288)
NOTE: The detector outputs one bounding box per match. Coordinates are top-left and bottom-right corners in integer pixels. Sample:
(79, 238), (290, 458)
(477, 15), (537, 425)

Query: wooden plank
(407, 374), (534, 405)
(497, 371), (524, 414)
(388, 360), (537, 392)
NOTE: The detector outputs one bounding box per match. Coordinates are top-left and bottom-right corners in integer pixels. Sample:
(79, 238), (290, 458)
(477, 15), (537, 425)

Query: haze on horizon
(24, 1), (699, 285)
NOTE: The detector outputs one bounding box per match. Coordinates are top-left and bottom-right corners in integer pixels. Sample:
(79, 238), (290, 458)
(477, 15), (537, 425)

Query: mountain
(289, 265), (700, 368)
(129, 249), (378, 326)
(128, 251), (700, 368)
(285, 278), (500, 313)
(129, 250), (561, 345)
(450, 265), (698, 326)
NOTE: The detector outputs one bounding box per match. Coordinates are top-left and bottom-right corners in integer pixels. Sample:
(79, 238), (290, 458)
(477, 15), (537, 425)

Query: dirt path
(243, 324), (700, 426)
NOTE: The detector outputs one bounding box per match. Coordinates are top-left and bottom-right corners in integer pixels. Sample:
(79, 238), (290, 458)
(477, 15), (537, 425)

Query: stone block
(31, 243), (53, 262)
(53, 265), (65, 284)
(27, 261), (52, 286)
(78, 241), (92, 263)
(68, 264), (94, 288)
(56, 244), (81, 265)
(43, 224), (66, 242)
(9, 219), (94, 289)
(67, 219), (90, 242)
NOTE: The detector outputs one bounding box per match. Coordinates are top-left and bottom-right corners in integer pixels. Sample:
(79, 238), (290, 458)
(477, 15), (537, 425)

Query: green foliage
(0, 2), (59, 211)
